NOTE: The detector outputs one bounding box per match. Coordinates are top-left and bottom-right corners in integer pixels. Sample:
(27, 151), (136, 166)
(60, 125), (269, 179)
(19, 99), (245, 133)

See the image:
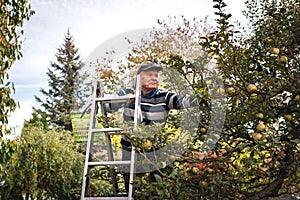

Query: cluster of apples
(182, 149), (229, 189)
(270, 47), (288, 64)
(246, 83), (266, 141)
(247, 83), (258, 100)
(252, 122), (266, 141)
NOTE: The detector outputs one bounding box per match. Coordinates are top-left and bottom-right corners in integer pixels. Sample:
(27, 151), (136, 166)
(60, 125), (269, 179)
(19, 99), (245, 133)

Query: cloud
(8, 0), (248, 134)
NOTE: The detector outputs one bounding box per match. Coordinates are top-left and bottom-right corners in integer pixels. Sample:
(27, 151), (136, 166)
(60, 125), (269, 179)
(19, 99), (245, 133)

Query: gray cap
(137, 63), (162, 74)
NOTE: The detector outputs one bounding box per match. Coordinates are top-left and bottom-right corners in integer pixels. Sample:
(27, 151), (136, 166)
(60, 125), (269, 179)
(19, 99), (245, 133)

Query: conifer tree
(35, 30), (88, 131)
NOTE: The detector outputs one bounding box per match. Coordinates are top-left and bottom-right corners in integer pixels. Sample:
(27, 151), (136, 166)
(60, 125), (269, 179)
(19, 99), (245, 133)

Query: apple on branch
(255, 113), (264, 119)
(142, 140), (153, 151)
(278, 55), (288, 64)
(252, 132), (263, 141)
(247, 84), (258, 93)
(284, 114), (292, 121)
(270, 47), (280, 55)
(256, 122), (266, 132)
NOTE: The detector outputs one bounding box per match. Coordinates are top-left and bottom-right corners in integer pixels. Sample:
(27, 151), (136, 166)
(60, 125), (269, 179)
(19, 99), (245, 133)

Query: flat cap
(137, 63), (162, 74)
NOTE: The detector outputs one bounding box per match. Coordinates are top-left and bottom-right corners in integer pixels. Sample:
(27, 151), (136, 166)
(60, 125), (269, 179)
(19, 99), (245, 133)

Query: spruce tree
(35, 30), (88, 131)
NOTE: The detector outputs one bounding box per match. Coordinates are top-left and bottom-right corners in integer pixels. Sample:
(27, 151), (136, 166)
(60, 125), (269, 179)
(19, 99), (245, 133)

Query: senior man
(107, 62), (199, 193)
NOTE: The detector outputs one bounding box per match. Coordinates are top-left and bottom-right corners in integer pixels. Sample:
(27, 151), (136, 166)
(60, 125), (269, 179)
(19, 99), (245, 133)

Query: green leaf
(291, 139), (300, 143)
(154, 174), (163, 185)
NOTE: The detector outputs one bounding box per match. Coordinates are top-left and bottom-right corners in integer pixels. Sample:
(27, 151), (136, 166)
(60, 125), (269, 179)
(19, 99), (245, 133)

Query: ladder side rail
(104, 132), (119, 196)
(99, 99), (115, 162)
(133, 75), (141, 129)
(105, 133), (115, 161)
(128, 75), (141, 200)
(81, 80), (102, 199)
(99, 91), (119, 196)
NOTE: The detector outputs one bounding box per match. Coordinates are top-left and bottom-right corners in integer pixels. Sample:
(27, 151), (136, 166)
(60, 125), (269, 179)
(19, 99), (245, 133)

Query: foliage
(0, 0), (34, 129)
(0, 123), (84, 200)
(89, 0), (300, 199)
(202, 0), (300, 199)
(23, 110), (50, 131)
(0, 138), (18, 193)
(0, 0), (34, 198)
(34, 30), (89, 131)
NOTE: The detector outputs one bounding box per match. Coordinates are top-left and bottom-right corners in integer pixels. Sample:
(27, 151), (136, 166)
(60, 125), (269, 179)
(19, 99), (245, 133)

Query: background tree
(0, 0), (34, 131)
(23, 110), (49, 131)
(0, 121), (84, 200)
(0, 0), (34, 197)
(35, 30), (89, 131)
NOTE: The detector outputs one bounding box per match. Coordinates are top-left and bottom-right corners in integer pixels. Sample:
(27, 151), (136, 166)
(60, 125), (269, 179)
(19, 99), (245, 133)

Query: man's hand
(128, 97), (135, 104)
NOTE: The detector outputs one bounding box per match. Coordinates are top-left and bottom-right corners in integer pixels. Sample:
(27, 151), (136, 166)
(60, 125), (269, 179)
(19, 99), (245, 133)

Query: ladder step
(84, 197), (128, 200)
(88, 160), (131, 166)
(95, 94), (135, 103)
(91, 128), (123, 133)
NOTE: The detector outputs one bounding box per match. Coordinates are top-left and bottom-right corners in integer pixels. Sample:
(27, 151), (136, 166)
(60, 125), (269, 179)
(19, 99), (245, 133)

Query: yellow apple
(270, 47), (280, 55)
(226, 87), (235, 95)
(142, 140), (153, 151)
(247, 84), (258, 93)
(256, 123), (266, 132)
(278, 56), (288, 63)
(255, 113), (264, 119)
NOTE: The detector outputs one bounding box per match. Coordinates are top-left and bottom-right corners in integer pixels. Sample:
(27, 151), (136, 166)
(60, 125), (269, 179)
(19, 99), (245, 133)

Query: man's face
(140, 69), (159, 90)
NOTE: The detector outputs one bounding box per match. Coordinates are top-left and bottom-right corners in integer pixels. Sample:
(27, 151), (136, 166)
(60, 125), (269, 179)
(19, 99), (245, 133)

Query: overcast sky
(7, 0), (247, 135)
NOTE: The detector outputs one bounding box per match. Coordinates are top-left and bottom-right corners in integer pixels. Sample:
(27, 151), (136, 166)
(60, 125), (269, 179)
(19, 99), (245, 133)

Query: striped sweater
(110, 86), (197, 125)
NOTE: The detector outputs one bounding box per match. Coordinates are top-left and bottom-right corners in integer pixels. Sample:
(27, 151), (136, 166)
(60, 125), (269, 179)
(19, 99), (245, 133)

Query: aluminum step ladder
(81, 76), (141, 200)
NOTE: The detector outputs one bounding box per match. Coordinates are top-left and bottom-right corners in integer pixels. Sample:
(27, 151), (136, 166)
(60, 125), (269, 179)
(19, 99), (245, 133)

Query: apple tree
(136, 0), (299, 199)
(198, 0), (300, 199)
(83, 0), (299, 199)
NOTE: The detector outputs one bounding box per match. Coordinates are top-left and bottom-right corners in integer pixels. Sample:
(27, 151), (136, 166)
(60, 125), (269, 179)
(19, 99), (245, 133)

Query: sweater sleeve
(166, 92), (198, 110)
